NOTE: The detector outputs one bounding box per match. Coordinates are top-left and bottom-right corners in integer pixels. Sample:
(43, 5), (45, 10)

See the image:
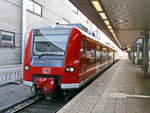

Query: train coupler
(35, 77), (56, 94)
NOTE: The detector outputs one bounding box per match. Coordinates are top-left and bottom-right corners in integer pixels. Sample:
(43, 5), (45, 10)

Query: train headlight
(65, 66), (75, 73)
(24, 65), (30, 71)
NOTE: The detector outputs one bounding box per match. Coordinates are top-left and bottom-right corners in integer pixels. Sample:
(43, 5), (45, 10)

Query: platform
(57, 58), (150, 113)
(0, 65), (22, 85)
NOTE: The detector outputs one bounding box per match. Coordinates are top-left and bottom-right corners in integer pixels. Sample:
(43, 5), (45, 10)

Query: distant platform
(0, 84), (34, 111)
(57, 59), (150, 113)
(0, 65), (22, 85)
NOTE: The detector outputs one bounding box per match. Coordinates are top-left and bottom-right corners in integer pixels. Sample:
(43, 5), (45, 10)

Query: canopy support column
(143, 30), (149, 77)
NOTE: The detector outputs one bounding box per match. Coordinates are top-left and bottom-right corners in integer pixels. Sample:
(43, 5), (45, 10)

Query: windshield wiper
(38, 54), (64, 58)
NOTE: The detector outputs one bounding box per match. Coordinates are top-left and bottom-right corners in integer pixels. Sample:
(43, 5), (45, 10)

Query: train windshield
(33, 29), (70, 56)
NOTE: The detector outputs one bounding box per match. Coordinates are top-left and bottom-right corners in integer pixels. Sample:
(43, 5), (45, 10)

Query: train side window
(101, 51), (106, 60)
(86, 49), (96, 64)
(80, 40), (86, 54)
(104, 51), (106, 60)
(96, 50), (101, 61)
(107, 50), (110, 59)
(91, 49), (96, 63)
(101, 51), (103, 60)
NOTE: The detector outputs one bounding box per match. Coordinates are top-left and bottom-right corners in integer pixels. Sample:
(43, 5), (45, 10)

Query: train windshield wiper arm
(38, 54), (64, 58)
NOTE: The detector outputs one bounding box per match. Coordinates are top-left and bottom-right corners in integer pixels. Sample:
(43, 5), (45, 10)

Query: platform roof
(69, 0), (150, 50)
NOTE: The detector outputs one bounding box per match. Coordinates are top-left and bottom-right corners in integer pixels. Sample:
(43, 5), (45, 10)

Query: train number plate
(42, 68), (51, 74)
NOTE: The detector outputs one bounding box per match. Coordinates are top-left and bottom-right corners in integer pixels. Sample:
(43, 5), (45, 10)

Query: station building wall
(0, 0), (22, 66)
(26, 0), (93, 32)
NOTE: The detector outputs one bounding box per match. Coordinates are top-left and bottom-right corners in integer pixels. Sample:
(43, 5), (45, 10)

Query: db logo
(42, 68), (51, 74)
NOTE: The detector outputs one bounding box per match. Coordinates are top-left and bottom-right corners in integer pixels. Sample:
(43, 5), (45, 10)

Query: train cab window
(107, 51), (111, 59)
(109, 51), (113, 59)
(33, 29), (70, 56)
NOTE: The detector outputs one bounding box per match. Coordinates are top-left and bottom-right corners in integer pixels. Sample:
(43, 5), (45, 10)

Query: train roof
(36, 24), (88, 31)
(75, 27), (115, 51)
(35, 24), (115, 51)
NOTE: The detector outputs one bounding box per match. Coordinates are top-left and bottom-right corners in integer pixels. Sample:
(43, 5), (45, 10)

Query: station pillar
(128, 51), (132, 61)
(136, 43), (140, 65)
(113, 51), (115, 62)
(143, 30), (149, 77)
(132, 45), (135, 64)
(141, 38), (144, 70)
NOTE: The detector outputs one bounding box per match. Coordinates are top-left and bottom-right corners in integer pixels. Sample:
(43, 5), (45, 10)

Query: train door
(79, 39), (87, 81)
(96, 49), (99, 72)
(85, 40), (96, 78)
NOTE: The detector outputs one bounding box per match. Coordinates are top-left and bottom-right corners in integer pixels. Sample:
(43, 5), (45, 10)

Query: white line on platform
(102, 92), (150, 99)
(127, 94), (150, 99)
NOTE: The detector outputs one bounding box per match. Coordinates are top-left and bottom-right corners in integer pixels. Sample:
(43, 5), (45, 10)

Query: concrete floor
(0, 84), (34, 111)
(57, 58), (150, 113)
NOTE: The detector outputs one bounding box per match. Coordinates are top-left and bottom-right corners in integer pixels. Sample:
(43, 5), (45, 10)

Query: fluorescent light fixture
(110, 29), (114, 32)
(114, 35), (117, 39)
(92, 1), (103, 12)
(111, 32), (122, 48)
(107, 25), (112, 29)
(99, 12), (107, 20)
(104, 20), (110, 25)
(113, 34), (116, 38)
(112, 32), (115, 36)
(113, 35), (122, 48)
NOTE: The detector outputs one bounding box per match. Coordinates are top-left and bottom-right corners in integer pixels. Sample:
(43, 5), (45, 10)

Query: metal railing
(0, 65), (22, 85)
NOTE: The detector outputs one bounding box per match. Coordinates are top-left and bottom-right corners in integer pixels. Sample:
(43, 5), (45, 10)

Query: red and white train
(23, 24), (117, 95)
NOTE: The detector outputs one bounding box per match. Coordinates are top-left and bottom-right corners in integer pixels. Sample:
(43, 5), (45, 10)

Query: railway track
(0, 95), (39, 113)
(0, 82), (70, 113)
(17, 97), (67, 113)
(1, 93), (69, 113)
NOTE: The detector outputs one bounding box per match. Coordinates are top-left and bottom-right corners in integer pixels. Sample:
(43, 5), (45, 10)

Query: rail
(0, 95), (38, 113)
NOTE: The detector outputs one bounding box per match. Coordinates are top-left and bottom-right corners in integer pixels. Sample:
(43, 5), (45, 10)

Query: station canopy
(69, 0), (150, 50)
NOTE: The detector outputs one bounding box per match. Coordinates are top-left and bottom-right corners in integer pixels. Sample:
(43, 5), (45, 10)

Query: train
(23, 24), (117, 96)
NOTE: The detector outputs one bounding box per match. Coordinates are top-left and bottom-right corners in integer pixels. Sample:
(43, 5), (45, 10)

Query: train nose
(36, 78), (56, 94)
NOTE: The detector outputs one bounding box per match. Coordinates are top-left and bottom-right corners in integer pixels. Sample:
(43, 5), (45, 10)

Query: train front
(23, 27), (80, 95)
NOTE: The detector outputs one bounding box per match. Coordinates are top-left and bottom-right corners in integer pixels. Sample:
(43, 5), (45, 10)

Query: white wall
(26, 0), (97, 34)
(0, 0), (22, 66)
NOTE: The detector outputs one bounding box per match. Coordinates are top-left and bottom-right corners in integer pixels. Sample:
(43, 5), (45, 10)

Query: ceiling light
(112, 32), (115, 36)
(99, 12), (107, 20)
(110, 29), (114, 33)
(113, 34), (117, 40)
(107, 25), (112, 29)
(127, 48), (131, 51)
(104, 20), (110, 25)
(113, 35), (122, 48)
(113, 34), (116, 37)
(92, 1), (103, 12)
